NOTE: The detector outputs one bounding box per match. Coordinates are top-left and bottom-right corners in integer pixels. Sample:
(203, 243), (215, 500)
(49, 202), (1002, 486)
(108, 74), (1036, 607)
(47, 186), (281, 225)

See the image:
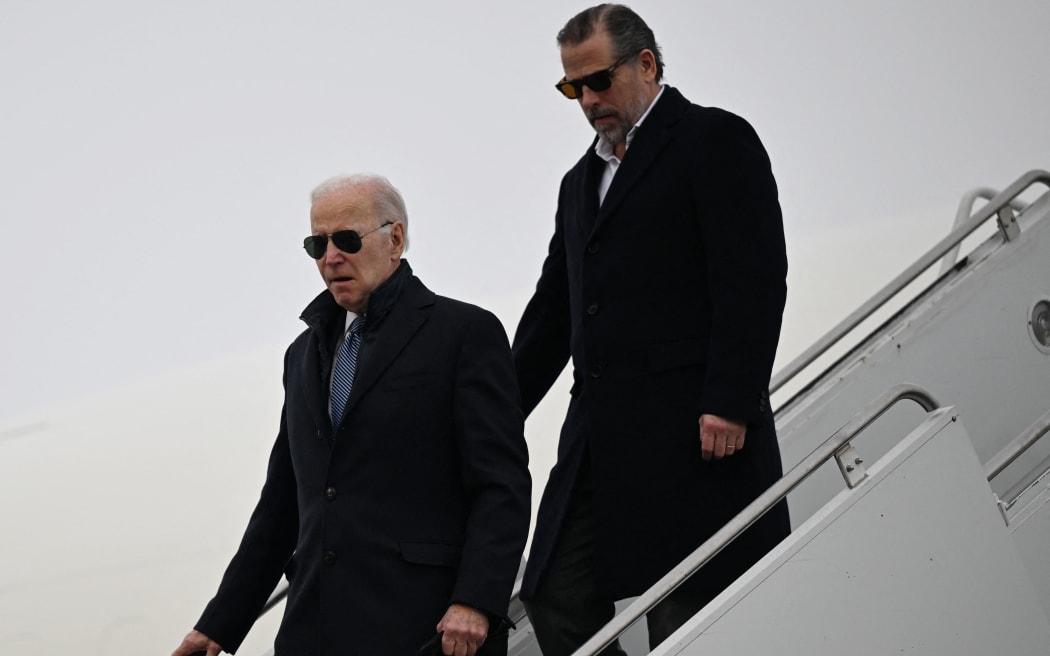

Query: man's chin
(331, 291), (363, 313)
(595, 127), (625, 147)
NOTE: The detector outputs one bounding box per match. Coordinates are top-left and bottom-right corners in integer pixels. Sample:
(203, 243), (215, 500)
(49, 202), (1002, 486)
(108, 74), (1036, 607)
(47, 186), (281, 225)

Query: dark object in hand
(416, 622), (510, 656)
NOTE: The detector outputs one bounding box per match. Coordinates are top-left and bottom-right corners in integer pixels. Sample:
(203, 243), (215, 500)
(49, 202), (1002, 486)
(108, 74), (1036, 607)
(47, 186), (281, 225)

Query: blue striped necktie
(330, 316), (364, 428)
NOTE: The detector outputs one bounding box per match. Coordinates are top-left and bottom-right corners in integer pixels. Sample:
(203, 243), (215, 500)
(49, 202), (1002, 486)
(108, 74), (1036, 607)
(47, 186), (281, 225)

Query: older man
(513, 4), (790, 654)
(172, 174), (531, 656)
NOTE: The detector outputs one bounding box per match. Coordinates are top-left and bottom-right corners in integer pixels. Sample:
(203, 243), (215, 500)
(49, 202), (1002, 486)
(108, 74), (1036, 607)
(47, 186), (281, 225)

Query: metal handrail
(770, 169), (1050, 397)
(938, 188), (1029, 276)
(260, 583), (288, 616)
(507, 579), (527, 623)
(573, 383), (941, 656)
(984, 408), (1050, 481)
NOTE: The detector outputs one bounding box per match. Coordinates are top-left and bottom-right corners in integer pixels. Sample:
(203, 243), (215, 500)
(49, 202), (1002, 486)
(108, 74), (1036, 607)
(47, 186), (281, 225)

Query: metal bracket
(835, 442), (868, 488)
(997, 205), (1020, 241)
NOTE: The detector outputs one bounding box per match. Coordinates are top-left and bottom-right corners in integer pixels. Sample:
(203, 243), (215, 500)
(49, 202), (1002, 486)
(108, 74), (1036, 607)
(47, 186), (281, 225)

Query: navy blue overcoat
(197, 265), (531, 655)
(514, 87), (790, 600)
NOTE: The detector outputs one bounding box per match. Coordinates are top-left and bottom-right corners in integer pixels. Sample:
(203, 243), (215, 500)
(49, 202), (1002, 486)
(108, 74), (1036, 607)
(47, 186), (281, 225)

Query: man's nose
(578, 85), (600, 109)
(324, 239), (346, 262)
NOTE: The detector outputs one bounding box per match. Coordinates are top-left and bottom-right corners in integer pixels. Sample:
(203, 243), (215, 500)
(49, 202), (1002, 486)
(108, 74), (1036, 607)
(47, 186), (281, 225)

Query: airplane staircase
(256, 169), (1050, 655)
(563, 169), (1050, 655)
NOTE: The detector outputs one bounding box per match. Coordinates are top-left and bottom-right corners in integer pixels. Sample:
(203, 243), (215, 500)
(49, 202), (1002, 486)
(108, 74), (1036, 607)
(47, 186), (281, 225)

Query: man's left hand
(699, 413), (746, 461)
(436, 603), (489, 656)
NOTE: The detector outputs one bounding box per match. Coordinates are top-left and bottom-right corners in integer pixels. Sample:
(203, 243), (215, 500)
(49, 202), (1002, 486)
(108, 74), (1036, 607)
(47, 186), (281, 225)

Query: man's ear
(389, 221), (406, 258)
(638, 48), (657, 81)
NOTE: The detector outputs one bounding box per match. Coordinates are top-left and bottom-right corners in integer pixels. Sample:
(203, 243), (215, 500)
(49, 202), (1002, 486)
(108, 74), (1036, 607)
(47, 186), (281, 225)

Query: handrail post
(938, 188), (1029, 276)
(770, 169), (1050, 399)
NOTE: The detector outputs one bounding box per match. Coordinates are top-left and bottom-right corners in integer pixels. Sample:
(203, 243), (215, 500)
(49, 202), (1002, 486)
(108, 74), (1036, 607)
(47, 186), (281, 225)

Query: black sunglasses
(555, 51), (639, 100)
(303, 221), (393, 259)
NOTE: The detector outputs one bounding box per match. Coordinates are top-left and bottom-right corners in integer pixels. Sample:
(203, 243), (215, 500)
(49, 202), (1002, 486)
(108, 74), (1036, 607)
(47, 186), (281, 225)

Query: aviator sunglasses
(303, 221), (393, 259)
(555, 51), (640, 100)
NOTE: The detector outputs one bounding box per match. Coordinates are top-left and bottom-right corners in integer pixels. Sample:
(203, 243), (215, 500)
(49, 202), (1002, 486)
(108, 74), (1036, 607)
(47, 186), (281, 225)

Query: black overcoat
(513, 87), (790, 600)
(196, 265), (531, 655)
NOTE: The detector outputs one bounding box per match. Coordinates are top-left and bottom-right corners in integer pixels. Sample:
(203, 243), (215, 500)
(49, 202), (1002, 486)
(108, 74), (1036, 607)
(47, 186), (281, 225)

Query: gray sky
(2, 0), (1049, 421)
(3, 2), (1050, 652)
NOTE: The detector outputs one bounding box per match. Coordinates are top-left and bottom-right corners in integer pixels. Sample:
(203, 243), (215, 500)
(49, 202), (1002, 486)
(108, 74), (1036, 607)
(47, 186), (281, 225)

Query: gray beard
(593, 114), (631, 145)
(588, 92), (650, 149)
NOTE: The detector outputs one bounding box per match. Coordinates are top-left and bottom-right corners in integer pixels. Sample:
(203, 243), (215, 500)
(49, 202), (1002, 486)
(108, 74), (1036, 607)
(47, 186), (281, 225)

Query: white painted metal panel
(1005, 467), (1050, 621)
(653, 413), (1050, 656)
(775, 190), (1050, 537)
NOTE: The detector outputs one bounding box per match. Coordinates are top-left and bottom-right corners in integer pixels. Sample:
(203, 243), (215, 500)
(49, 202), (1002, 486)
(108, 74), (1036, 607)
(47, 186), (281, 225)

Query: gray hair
(557, 4), (665, 83)
(310, 173), (410, 251)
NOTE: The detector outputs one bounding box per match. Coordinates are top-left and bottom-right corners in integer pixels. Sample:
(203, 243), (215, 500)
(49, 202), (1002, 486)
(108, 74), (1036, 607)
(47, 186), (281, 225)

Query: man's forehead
(310, 192), (374, 229)
(561, 32), (614, 76)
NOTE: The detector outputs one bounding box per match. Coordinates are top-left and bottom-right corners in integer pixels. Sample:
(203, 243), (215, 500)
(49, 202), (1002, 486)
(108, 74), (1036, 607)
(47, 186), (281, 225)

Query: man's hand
(699, 413), (746, 461)
(171, 629), (223, 656)
(436, 603), (489, 656)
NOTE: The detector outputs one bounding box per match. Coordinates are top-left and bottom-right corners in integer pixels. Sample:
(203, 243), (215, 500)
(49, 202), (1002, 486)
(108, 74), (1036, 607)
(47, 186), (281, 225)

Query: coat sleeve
(692, 111), (787, 424)
(449, 309), (532, 621)
(193, 349), (300, 653)
(512, 176), (573, 417)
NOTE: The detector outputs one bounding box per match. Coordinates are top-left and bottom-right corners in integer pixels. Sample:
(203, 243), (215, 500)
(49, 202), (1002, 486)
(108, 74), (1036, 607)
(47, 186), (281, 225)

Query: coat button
(325, 486), (336, 500)
(587, 241), (600, 254)
(323, 550), (337, 565)
(589, 365), (603, 378)
(587, 302), (599, 316)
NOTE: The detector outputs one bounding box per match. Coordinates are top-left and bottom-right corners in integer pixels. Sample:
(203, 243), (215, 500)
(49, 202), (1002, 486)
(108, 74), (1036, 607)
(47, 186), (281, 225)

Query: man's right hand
(172, 629), (223, 656)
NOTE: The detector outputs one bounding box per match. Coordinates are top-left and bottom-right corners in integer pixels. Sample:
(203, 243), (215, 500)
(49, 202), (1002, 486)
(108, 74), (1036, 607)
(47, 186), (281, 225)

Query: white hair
(310, 173), (409, 251)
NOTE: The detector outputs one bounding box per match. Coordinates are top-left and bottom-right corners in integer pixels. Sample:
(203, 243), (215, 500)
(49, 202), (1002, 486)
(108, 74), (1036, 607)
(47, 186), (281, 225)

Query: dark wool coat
(196, 264), (531, 655)
(514, 87), (790, 601)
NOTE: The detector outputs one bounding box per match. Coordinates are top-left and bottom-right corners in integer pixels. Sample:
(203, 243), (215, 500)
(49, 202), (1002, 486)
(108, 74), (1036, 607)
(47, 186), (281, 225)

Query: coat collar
(585, 86), (690, 236)
(339, 271), (434, 422)
(297, 260), (434, 437)
(298, 259), (412, 338)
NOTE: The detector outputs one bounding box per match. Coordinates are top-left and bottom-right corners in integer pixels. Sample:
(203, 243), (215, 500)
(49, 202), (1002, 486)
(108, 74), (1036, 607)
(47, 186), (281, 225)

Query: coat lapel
(302, 339), (332, 439)
(577, 148), (604, 236)
(592, 87), (689, 235)
(296, 292), (342, 440)
(341, 276), (434, 417)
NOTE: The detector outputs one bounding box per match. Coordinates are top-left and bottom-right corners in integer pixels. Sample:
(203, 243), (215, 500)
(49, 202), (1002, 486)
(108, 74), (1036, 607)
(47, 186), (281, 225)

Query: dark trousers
(523, 461), (714, 655)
